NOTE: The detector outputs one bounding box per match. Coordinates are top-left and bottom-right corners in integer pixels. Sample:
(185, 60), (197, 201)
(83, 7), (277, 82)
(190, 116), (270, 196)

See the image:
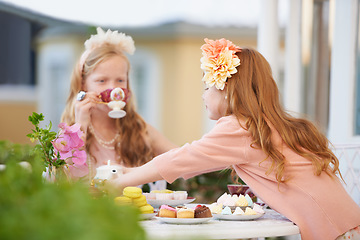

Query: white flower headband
(79, 27), (135, 70)
(200, 38), (241, 90)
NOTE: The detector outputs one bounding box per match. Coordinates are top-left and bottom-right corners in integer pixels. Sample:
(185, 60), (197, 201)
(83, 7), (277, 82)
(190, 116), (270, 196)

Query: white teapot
(92, 160), (123, 187)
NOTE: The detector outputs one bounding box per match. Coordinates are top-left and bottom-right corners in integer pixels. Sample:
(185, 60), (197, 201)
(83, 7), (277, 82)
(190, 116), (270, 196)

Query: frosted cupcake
(156, 192), (174, 200)
(173, 191), (188, 200)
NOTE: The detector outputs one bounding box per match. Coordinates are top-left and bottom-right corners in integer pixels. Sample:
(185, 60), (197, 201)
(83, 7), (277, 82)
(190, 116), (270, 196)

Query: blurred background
(0, 0), (359, 203)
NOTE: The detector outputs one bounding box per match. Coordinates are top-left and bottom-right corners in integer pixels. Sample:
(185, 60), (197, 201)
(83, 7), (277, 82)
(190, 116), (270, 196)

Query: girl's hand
(74, 91), (99, 131)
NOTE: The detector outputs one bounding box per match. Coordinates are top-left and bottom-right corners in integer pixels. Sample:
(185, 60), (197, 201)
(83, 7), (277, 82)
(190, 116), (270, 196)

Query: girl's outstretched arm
(112, 160), (164, 188)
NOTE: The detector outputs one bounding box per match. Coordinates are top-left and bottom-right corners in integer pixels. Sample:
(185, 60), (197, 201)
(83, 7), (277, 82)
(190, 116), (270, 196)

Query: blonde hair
(226, 49), (342, 183)
(61, 44), (153, 167)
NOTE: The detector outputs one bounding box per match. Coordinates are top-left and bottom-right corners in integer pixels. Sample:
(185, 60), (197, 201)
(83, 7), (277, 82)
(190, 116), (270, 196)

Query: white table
(141, 209), (300, 240)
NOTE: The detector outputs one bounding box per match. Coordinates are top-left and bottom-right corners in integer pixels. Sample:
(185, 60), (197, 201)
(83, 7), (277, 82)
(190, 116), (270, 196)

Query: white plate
(155, 217), (212, 224)
(140, 213), (157, 220)
(147, 197), (196, 208)
(213, 212), (264, 221)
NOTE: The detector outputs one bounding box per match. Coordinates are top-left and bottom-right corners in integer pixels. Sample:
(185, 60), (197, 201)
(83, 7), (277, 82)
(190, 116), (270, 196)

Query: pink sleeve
(153, 116), (252, 183)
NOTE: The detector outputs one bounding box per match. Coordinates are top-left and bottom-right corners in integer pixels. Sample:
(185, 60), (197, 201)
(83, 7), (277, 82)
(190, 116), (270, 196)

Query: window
(128, 49), (160, 128)
(354, 0), (360, 134)
(0, 12), (35, 86)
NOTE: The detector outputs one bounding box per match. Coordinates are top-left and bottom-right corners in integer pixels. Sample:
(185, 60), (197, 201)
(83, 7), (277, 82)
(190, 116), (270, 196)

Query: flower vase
(43, 165), (71, 183)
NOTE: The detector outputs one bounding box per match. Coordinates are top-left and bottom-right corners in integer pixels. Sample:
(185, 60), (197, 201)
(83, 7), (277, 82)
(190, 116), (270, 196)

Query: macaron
(132, 194), (147, 207)
(123, 186), (142, 198)
(114, 196), (132, 205)
(139, 204), (154, 214)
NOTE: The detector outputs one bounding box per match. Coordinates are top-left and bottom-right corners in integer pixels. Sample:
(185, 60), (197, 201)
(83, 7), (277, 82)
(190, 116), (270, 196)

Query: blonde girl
(61, 27), (176, 179)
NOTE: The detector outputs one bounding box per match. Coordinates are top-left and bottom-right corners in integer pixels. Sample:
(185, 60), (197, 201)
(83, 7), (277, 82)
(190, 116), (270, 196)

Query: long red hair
(226, 49), (341, 183)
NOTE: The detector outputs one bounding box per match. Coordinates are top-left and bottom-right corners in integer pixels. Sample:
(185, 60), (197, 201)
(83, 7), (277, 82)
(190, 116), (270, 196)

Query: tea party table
(141, 209), (300, 240)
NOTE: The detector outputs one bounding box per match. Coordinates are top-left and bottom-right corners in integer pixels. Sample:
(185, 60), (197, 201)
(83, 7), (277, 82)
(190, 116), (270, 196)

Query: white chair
(333, 144), (360, 206)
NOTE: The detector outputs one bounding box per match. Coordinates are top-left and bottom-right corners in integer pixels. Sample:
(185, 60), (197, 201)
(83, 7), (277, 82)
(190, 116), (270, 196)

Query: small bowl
(227, 184), (251, 196)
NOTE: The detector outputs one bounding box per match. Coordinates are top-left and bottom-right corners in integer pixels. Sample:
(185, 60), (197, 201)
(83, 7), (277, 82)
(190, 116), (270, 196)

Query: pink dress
(153, 116), (360, 240)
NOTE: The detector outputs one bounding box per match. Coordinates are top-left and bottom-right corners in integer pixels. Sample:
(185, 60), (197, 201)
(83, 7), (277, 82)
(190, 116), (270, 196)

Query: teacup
(99, 88), (130, 118)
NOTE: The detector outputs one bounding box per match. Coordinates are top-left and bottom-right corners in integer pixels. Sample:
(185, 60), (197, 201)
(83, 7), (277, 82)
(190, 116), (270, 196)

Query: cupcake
(159, 205), (177, 218)
(244, 207), (258, 215)
(209, 203), (223, 214)
(177, 207), (194, 218)
(156, 192), (174, 200)
(173, 191), (188, 200)
(252, 203), (265, 214)
(143, 192), (156, 200)
(221, 206), (232, 215)
(235, 195), (248, 207)
(194, 205), (212, 218)
(233, 207), (245, 215)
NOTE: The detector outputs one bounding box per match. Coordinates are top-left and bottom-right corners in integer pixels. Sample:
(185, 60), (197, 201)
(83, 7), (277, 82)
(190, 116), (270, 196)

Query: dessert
(252, 203), (265, 214)
(156, 192), (174, 200)
(142, 192), (156, 199)
(235, 195), (248, 207)
(148, 189), (175, 200)
(173, 191), (188, 200)
(217, 192), (231, 205)
(244, 207), (258, 215)
(244, 194), (253, 207)
(114, 196), (132, 205)
(175, 206), (185, 211)
(209, 203), (223, 214)
(176, 207), (195, 218)
(221, 206), (232, 215)
(159, 205), (177, 218)
(115, 187), (154, 214)
(139, 204), (154, 214)
(151, 189), (173, 194)
(123, 186), (142, 198)
(233, 207), (245, 215)
(223, 195), (238, 206)
(132, 194), (147, 207)
(194, 205), (212, 218)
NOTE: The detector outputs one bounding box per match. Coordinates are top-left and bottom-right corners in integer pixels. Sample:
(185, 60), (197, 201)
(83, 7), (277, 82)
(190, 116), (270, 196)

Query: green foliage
(27, 112), (63, 168)
(0, 158), (145, 240)
(0, 140), (42, 165)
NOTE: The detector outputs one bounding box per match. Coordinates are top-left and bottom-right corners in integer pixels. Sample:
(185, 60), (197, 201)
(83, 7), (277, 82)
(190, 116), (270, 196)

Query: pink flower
(71, 150), (87, 166)
(53, 123), (84, 155)
(51, 122), (88, 177)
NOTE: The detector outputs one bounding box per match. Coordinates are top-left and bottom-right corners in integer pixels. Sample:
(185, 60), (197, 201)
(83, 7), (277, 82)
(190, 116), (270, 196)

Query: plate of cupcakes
(155, 205), (213, 224)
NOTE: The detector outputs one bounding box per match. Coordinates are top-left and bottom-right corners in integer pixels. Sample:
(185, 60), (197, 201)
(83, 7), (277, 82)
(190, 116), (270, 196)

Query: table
(141, 209), (300, 240)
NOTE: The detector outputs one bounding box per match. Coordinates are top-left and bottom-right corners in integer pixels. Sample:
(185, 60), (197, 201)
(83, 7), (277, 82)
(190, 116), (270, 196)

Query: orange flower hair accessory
(200, 38), (241, 90)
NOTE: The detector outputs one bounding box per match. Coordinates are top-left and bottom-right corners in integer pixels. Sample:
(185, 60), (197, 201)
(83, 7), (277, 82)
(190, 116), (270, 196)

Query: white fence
(333, 144), (360, 205)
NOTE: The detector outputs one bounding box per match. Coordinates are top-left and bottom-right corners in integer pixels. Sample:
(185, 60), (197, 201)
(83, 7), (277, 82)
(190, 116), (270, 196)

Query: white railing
(333, 144), (360, 205)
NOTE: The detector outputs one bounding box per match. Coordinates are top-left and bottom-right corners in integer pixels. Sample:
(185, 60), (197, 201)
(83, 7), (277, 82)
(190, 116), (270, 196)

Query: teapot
(91, 160), (123, 187)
